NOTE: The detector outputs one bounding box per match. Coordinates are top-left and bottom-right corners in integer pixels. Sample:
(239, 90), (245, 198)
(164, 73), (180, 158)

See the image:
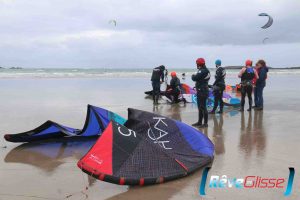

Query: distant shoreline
(1, 66), (300, 70)
(224, 66), (300, 70)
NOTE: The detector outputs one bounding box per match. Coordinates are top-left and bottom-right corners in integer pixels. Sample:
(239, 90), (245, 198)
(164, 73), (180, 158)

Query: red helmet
(196, 58), (205, 65)
(245, 59), (253, 66)
(171, 71), (177, 77)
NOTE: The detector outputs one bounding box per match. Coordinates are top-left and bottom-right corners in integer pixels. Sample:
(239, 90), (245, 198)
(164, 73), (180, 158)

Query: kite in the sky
(109, 20), (117, 26)
(258, 13), (273, 29)
(263, 37), (269, 44)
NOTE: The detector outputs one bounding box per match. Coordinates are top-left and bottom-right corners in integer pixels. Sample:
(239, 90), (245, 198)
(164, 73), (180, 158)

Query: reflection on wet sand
(212, 114), (225, 155)
(5, 137), (97, 173)
(239, 111), (266, 158)
(165, 104), (184, 121)
(153, 104), (185, 122)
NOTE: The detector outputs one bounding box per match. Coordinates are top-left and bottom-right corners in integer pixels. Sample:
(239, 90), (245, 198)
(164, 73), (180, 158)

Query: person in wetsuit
(238, 60), (259, 112)
(192, 58), (211, 128)
(151, 65), (166, 105)
(210, 59), (226, 114)
(166, 71), (181, 103)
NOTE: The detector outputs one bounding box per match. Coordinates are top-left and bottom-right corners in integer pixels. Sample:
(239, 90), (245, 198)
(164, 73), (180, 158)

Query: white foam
(0, 68), (299, 79)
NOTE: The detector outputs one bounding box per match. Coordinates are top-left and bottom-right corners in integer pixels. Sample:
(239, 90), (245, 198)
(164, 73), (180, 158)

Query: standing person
(238, 60), (259, 112)
(192, 58), (211, 128)
(151, 65), (166, 105)
(253, 60), (269, 110)
(166, 71), (181, 103)
(210, 59), (226, 114)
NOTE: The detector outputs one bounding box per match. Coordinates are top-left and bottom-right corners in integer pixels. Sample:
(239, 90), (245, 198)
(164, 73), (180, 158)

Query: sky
(0, 0), (299, 68)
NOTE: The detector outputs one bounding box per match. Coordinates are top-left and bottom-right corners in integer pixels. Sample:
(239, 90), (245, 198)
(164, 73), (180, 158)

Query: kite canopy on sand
(78, 108), (214, 186)
(4, 105), (126, 143)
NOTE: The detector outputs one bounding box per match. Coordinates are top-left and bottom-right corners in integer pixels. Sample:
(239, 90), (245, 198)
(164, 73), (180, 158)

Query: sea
(0, 68), (300, 79)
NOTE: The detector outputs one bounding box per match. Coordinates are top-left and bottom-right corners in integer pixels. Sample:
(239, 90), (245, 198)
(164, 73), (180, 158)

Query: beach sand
(0, 74), (300, 200)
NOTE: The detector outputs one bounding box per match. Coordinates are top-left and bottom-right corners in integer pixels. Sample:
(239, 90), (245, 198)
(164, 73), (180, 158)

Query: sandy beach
(0, 71), (299, 200)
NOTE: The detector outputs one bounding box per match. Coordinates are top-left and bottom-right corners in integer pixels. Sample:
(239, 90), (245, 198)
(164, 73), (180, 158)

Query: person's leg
(219, 90), (224, 113)
(203, 96), (208, 125)
(256, 86), (264, 109)
(152, 81), (160, 104)
(193, 93), (203, 126)
(211, 90), (219, 113)
(240, 86), (246, 111)
(247, 86), (253, 111)
(261, 87), (264, 108)
(157, 82), (161, 103)
(152, 82), (156, 102)
(197, 95), (208, 128)
(254, 87), (258, 107)
(174, 91), (180, 103)
(165, 90), (172, 102)
(199, 95), (204, 125)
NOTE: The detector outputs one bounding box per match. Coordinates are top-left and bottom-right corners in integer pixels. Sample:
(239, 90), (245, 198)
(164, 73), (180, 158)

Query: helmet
(245, 60), (252, 66)
(171, 71), (177, 77)
(215, 59), (222, 66)
(159, 65), (165, 70)
(196, 58), (205, 65)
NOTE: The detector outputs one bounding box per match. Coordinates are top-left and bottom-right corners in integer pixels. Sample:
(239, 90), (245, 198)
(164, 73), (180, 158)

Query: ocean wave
(0, 68), (300, 79)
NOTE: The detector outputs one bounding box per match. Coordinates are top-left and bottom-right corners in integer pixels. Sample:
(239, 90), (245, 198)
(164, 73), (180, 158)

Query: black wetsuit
(151, 66), (165, 104)
(167, 76), (181, 103)
(212, 66), (226, 113)
(241, 67), (255, 110)
(192, 66), (211, 125)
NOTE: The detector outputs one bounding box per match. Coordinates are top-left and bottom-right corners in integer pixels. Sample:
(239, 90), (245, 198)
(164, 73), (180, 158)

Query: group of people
(150, 58), (269, 128)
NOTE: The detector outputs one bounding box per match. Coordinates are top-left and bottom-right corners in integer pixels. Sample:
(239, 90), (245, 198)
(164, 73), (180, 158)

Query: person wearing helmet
(166, 71), (181, 103)
(192, 58), (211, 128)
(238, 60), (259, 111)
(151, 65), (166, 105)
(210, 59), (226, 114)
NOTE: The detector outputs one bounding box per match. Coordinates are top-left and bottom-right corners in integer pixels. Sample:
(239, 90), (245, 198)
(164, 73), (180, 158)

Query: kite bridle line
(65, 165), (89, 199)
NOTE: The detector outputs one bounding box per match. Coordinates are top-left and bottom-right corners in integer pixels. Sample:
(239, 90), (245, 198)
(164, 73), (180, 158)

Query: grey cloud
(0, 0), (299, 68)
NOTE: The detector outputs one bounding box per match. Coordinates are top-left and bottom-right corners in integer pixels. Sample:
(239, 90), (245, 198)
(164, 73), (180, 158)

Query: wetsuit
(240, 67), (255, 111)
(212, 66), (226, 113)
(192, 66), (211, 125)
(254, 66), (268, 108)
(151, 66), (165, 104)
(166, 76), (181, 103)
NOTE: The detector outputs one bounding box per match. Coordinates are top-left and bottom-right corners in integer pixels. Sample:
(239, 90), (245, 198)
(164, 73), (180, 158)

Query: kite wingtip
(3, 134), (10, 141)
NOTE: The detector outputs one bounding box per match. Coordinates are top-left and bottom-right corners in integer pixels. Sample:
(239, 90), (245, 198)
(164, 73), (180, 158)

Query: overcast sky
(0, 0), (299, 68)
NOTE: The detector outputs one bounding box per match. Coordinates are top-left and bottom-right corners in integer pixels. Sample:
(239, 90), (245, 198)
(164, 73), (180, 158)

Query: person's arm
(214, 68), (225, 85)
(238, 67), (246, 78)
(256, 69), (267, 84)
(161, 70), (165, 82)
(192, 70), (206, 82)
(254, 69), (259, 80)
(176, 78), (180, 88)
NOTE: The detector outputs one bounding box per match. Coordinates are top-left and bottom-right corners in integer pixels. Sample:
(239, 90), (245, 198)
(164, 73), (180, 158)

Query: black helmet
(159, 65), (165, 70)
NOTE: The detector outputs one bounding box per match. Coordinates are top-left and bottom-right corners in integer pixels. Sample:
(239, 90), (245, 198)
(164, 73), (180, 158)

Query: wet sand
(0, 75), (300, 200)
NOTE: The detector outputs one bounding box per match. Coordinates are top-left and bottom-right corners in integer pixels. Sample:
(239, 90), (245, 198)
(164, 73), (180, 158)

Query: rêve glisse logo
(199, 167), (295, 197)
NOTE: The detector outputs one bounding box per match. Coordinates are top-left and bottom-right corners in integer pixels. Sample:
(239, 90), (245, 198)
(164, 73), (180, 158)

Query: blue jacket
(256, 66), (269, 87)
